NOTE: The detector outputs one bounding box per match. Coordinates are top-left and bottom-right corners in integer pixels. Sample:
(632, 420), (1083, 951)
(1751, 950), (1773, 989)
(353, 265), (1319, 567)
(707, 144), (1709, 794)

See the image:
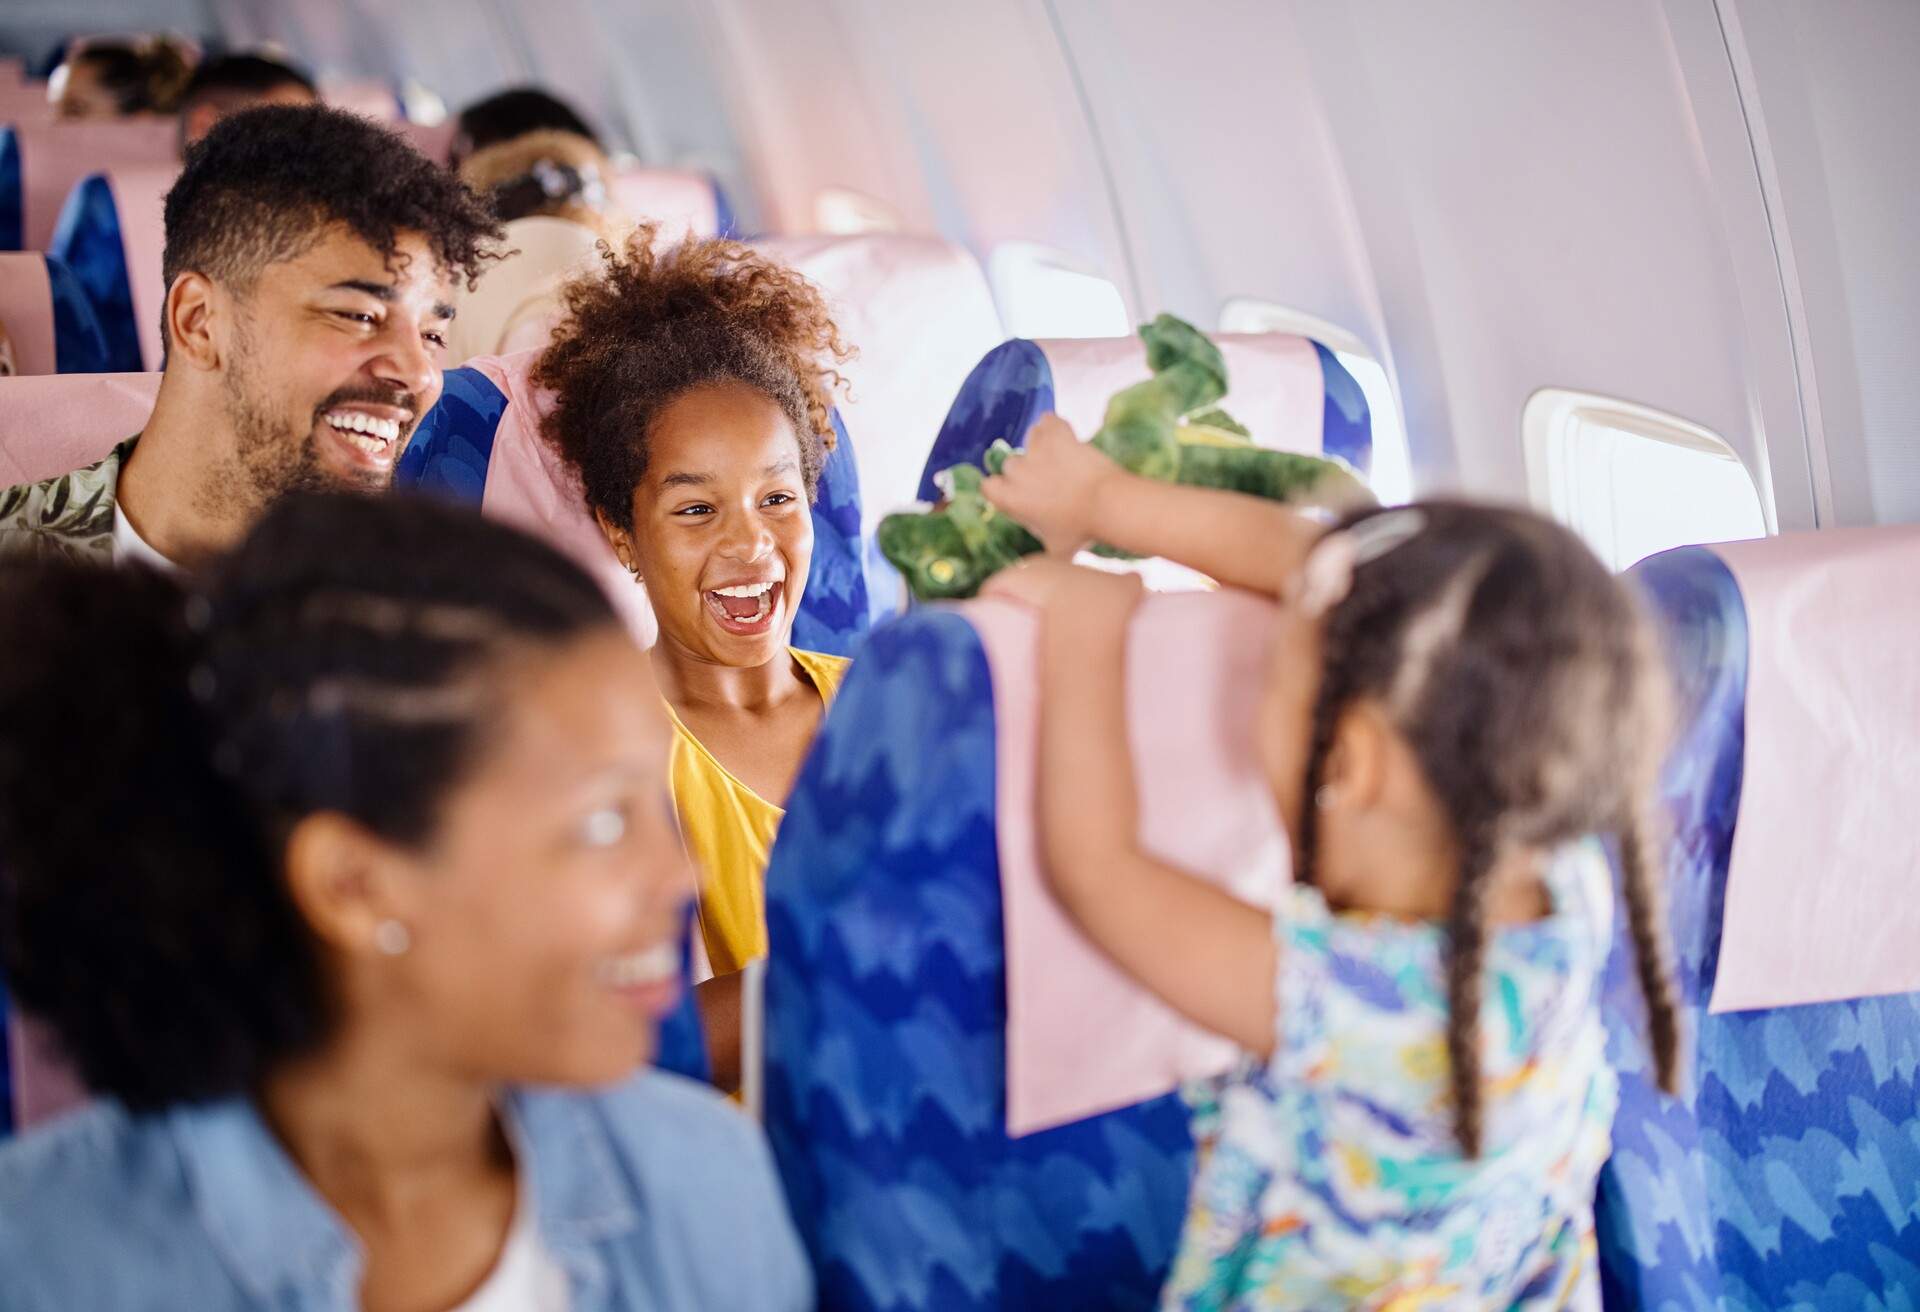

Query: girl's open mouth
(705, 580), (782, 636)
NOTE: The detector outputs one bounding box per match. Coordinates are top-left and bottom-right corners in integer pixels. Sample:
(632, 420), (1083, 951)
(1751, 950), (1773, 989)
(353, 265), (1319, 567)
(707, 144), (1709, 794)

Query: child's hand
(983, 556), (1144, 618)
(982, 414), (1121, 555)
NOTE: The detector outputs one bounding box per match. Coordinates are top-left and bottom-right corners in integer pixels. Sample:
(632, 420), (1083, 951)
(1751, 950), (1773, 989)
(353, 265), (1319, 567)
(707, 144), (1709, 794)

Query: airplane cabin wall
(693, 0), (1920, 530)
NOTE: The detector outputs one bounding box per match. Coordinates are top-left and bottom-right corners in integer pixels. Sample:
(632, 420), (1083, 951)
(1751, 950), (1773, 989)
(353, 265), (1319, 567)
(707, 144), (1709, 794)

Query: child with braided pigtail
(982, 415), (1682, 1309)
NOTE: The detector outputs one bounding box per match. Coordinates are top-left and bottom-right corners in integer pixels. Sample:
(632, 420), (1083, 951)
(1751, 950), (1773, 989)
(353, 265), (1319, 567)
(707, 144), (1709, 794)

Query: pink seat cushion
(0, 253), (57, 376)
(1708, 527), (1920, 1013)
(0, 372), (159, 484)
(962, 590), (1290, 1136)
(1037, 332), (1328, 455)
(755, 234), (1004, 527)
(16, 119), (176, 251)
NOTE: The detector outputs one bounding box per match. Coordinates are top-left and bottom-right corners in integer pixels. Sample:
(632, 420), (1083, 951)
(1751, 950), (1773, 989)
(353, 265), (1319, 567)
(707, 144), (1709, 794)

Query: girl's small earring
(1314, 785), (1340, 812)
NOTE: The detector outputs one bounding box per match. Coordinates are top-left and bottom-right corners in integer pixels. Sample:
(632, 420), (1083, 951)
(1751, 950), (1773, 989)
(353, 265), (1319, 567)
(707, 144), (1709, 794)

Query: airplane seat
(0, 370), (160, 486)
(1597, 537), (1920, 1309)
(762, 591), (1289, 1310)
(917, 330), (1370, 511)
(609, 167), (725, 239)
(0, 251), (113, 373)
(396, 351), (871, 657)
(752, 234), (1006, 615)
(0, 119), (177, 252)
(47, 164), (173, 372)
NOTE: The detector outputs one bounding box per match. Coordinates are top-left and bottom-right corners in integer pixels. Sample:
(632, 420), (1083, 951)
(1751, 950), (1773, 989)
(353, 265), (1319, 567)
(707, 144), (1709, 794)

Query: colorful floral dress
(1162, 842), (1618, 1310)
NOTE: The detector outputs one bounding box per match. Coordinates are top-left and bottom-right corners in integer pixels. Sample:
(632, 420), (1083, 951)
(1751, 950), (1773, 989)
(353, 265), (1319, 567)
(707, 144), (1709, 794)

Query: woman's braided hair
(1293, 500), (1682, 1156)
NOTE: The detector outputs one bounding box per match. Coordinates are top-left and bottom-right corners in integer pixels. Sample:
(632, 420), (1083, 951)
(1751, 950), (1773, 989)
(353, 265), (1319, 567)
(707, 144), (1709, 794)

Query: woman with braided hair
(982, 415), (1682, 1308)
(0, 494), (810, 1309)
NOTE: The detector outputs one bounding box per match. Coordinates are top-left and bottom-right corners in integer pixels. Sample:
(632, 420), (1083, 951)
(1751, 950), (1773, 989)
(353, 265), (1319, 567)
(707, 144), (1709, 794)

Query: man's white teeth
(713, 582), (775, 598)
(597, 943), (679, 988)
(326, 413), (402, 444)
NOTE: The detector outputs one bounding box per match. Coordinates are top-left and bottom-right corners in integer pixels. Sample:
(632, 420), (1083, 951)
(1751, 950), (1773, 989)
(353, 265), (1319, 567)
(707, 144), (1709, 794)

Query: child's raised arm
(983, 559), (1278, 1057)
(981, 415), (1324, 598)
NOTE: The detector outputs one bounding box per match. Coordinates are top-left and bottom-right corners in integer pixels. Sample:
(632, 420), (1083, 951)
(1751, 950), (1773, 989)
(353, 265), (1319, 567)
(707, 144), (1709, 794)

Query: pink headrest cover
(1707, 527), (1920, 1013)
(18, 119), (176, 250)
(1036, 333), (1328, 456)
(462, 352), (659, 646)
(962, 591), (1290, 1136)
(108, 165), (177, 371)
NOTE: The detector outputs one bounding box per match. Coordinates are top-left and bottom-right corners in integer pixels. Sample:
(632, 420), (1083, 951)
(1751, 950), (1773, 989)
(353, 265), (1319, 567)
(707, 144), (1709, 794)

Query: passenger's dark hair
(451, 87), (601, 169)
(179, 52), (317, 110)
(0, 493), (618, 1110)
(61, 36), (195, 115)
(1292, 501), (1683, 1157)
(534, 226), (852, 528)
(160, 104), (503, 353)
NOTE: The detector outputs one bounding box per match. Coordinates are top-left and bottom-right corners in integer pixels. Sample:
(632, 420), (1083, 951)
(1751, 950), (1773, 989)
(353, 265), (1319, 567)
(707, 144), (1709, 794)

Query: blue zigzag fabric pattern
(916, 340), (1054, 503)
(791, 410), (870, 657)
(1597, 547), (1920, 1310)
(763, 609), (1195, 1311)
(1311, 341), (1372, 475)
(47, 175), (143, 373)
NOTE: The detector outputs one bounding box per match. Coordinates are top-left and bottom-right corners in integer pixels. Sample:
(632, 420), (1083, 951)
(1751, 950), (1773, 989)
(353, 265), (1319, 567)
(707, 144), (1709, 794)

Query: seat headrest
(1648, 528), (1920, 1014)
(754, 235), (1005, 531)
(0, 371), (159, 485)
(919, 332), (1370, 503)
(0, 119), (175, 252)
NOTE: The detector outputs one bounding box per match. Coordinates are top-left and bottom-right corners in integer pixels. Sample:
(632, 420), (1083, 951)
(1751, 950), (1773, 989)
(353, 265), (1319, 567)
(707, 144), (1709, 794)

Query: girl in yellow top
(535, 227), (854, 1089)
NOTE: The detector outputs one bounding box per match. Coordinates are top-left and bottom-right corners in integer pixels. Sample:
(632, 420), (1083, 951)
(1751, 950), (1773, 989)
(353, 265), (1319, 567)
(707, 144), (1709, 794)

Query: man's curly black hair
(160, 103), (502, 352)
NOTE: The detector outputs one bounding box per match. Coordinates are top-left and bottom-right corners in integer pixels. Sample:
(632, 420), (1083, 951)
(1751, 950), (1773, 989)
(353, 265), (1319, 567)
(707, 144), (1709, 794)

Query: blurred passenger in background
(50, 34), (196, 119)
(448, 128), (631, 362)
(449, 85), (603, 171)
(177, 51), (318, 151)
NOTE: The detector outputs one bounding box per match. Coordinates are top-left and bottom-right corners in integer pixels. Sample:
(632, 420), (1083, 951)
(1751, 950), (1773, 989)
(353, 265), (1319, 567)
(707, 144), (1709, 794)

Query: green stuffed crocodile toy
(878, 313), (1374, 600)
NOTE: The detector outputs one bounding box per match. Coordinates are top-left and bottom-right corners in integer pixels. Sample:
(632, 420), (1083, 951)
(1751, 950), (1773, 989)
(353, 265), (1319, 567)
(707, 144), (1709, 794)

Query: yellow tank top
(666, 649), (850, 977)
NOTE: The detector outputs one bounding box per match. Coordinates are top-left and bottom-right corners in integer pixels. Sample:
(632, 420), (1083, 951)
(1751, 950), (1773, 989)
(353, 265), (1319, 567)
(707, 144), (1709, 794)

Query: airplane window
(1218, 298), (1413, 505)
(989, 242), (1129, 339)
(814, 187), (900, 234)
(1523, 389), (1769, 571)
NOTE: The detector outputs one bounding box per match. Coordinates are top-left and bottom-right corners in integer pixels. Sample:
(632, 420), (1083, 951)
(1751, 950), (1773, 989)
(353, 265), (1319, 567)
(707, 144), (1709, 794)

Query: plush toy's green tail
(879, 314), (1372, 602)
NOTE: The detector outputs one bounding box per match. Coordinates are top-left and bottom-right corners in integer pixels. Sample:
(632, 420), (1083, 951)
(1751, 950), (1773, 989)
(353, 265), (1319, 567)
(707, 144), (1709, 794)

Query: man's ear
(163, 272), (224, 373)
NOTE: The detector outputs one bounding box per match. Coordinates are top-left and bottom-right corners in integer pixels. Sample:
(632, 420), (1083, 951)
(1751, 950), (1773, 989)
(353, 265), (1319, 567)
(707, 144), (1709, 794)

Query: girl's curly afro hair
(534, 226), (853, 531)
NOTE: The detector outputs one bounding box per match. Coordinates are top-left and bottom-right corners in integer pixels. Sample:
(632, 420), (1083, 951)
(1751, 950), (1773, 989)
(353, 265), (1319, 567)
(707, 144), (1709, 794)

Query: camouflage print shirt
(0, 437), (137, 565)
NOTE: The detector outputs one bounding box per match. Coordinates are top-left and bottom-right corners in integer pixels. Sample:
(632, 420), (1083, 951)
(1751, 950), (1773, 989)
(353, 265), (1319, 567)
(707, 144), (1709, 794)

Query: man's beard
(219, 330), (412, 508)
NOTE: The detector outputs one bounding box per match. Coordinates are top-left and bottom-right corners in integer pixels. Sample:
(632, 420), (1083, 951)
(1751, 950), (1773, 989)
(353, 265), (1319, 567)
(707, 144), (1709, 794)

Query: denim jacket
(0, 1069), (813, 1310)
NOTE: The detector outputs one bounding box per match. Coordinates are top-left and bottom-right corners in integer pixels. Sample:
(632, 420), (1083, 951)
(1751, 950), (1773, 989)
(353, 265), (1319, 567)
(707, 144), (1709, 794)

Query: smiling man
(0, 104), (501, 570)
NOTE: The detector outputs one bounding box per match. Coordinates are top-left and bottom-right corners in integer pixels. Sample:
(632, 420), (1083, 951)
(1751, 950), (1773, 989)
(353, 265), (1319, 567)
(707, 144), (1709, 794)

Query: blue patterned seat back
(917, 337), (1372, 503)
(763, 609), (1194, 1311)
(44, 254), (113, 373)
(46, 174), (143, 373)
(398, 367), (871, 659)
(1597, 547), (1920, 1310)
